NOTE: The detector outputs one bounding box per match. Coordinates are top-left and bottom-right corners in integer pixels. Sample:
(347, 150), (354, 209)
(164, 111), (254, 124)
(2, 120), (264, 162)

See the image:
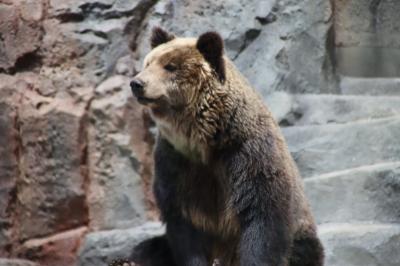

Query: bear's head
(130, 27), (226, 118)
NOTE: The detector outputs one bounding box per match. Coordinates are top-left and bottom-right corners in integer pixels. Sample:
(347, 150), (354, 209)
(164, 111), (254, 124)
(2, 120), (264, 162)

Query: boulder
(78, 222), (164, 266)
(16, 227), (87, 266)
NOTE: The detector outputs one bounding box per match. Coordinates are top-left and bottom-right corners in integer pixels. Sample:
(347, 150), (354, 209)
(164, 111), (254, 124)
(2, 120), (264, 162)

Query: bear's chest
(158, 124), (207, 162)
(177, 162), (240, 238)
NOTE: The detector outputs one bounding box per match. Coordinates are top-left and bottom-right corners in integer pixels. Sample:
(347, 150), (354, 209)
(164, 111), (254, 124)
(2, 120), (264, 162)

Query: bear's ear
(196, 32), (225, 82)
(150, 27), (175, 49)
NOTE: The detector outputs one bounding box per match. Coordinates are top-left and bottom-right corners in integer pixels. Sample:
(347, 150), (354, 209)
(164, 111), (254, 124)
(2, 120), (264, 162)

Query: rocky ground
(1, 0), (399, 265)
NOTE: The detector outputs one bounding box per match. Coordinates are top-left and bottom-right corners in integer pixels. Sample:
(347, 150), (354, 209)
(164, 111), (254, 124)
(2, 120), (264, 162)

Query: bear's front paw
(108, 259), (138, 266)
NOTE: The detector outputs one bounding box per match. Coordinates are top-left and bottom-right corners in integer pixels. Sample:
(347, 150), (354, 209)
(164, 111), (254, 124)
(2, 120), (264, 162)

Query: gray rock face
(133, 0), (335, 95)
(78, 222), (164, 266)
(320, 223), (400, 266)
(234, 0), (336, 94)
(134, 0), (267, 61)
(45, 0), (158, 84)
(88, 76), (147, 230)
(305, 162), (400, 224)
(283, 117), (400, 178)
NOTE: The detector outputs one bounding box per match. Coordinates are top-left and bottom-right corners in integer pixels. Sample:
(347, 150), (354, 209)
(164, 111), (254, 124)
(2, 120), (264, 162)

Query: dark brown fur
(150, 27), (175, 49)
(196, 32), (226, 82)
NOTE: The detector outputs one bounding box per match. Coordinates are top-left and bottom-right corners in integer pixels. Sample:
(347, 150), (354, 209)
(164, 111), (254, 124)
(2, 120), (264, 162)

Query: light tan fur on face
(135, 37), (211, 105)
(143, 38), (197, 66)
(135, 37), (219, 161)
(135, 36), (274, 163)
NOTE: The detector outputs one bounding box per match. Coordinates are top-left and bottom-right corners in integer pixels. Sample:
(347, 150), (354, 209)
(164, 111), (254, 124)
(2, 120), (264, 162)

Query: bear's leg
(130, 235), (176, 266)
(165, 218), (209, 266)
(289, 233), (324, 266)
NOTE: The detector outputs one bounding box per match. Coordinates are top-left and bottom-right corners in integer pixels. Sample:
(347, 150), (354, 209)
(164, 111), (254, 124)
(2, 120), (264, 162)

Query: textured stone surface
(234, 0), (336, 94)
(134, 0), (336, 95)
(87, 76), (148, 230)
(334, 0), (400, 48)
(0, 1), (43, 71)
(16, 227), (87, 266)
(16, 86), (89, 241)
(0, 75), (21, 256)
(305, 162), (400, 224)
(283, 117), (400, 178)
(281, 94), (400, 126)
(340, 77), (400, 96)
(78, 222), (164, 266)
(333, 0), (400, 77)
(45, 0), (157, 84)
(134, 0), (266, 63)
(264, 91), (293, 124)
(0, 259), (38, 266)
(320, 223), (400, 266)
(0, 0), (156, 261)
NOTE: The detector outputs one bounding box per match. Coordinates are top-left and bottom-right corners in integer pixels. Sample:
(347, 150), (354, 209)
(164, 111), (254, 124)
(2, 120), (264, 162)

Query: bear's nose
(130, 79), (144, 96)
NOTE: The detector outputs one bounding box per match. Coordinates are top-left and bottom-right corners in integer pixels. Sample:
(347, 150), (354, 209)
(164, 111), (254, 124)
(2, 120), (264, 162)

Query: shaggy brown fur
(129, 27), (324, 266)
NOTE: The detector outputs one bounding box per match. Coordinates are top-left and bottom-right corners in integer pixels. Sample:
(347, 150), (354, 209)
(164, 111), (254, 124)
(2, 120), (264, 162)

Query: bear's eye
(164, 63), (177, 72)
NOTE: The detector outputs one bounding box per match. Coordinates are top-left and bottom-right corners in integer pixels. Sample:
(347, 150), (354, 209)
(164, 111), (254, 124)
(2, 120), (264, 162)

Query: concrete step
(279, 94), (400, 126)
(319, 223), (400, 266)
(340, 76), (400, 96)
(282, 117), (400, 177)
(305, 162), (400, 224)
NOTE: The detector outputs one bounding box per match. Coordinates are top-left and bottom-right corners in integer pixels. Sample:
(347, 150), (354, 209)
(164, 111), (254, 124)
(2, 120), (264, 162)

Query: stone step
(340, 76), (400, 96)
(319, 223), (400, 266)
(282, 117), (400, 177)
(78, 222), (164, 266)
(279, 94), (400, 126)
(304, 162), (400, 224)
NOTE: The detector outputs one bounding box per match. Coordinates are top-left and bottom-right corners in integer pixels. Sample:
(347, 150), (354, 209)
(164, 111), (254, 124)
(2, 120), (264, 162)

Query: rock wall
(1, 0), (400, 266)
(0, 1), (156, 265)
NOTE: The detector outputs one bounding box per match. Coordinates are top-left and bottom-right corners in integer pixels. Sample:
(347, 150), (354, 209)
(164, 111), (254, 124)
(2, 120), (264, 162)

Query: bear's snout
(130, 79), (144, 97)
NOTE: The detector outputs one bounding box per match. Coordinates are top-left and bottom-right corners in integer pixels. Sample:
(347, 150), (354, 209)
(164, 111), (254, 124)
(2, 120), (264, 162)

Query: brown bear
(128, 27), (324, 266)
